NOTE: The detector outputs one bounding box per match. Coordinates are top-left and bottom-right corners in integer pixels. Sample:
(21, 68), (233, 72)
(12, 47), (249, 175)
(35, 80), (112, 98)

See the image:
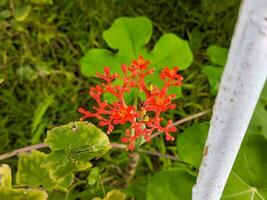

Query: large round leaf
(0, 187), (48, 200)
(80, 17), (193, 99)
(177, 122), (209, 168)
(223, 135), (267, 199)
(146, 168), (195, 200)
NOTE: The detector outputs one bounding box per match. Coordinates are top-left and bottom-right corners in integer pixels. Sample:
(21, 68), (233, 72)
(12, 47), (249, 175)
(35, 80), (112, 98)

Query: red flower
(131, 56), (150, 70)
(160, 67), (183, 86)
(79, 56), (183, 150)
(145, 91), (176, 113)
(111, 103), (137, 125)
(96, 67), (118, 83)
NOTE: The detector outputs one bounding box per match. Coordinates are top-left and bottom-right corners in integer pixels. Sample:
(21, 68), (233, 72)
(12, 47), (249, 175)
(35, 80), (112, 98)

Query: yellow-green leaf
(30, 0), (53, 5)
(146, 168), (195, 200)
(223, 135), (267, 199)
(0, 164), (12, 188)
(15, 5), (32, 22)
(0, 187), (48, 200)
(42, 121), (110, 179)
(103, 190), (127, 200)
(16, 150), (73, 191)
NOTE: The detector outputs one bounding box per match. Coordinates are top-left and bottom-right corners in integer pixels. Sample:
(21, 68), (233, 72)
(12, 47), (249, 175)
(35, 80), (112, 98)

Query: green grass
(0, 0), (240, 198)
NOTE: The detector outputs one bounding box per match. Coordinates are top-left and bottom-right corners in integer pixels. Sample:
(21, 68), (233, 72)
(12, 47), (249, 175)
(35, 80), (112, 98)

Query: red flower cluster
(79, 56), (183, 150)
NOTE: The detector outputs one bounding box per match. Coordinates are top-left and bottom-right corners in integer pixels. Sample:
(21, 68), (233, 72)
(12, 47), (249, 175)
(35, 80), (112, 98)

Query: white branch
(192, 0), (267, 200)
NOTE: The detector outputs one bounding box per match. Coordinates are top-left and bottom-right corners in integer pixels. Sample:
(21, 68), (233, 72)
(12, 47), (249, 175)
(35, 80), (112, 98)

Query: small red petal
(98, 121), (107, 126)
(165, 134), (174, 141)
(78, 107), (86, 113)
(121, 64), (127, 74)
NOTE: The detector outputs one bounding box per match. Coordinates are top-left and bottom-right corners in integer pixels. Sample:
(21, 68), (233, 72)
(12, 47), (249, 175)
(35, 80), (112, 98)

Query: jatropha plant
(79, 56), (183, 150)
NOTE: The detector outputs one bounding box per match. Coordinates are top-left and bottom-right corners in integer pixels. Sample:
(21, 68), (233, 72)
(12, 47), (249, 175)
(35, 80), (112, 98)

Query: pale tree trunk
(192, 0), (267, 200)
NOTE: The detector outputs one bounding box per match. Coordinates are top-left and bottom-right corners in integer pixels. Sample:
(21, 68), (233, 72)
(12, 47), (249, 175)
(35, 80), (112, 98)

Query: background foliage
(2, 0), (266, 199)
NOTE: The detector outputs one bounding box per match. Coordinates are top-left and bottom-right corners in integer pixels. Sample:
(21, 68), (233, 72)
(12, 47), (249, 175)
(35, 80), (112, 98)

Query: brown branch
(123, 152), (140, 185)
(0, 110), (210, 161)
(138, 149), (180, 161)
(111, 142), (126, 149)
(0, 143), (48, 161)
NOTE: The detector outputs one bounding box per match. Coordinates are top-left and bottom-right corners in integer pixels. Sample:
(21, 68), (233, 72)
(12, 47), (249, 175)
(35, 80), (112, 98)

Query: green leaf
(222, 135), (267, 199)
(42, 121), (110, 179)
(177, 122), (209, 168)
(0, 187), (48, 200)
(0, 10), (11, 19)
(151, 33), (192, 70)
(80, 17), (152, 77)
(30, 0), (53, 5)
(207, 45), (228, 66)
(247, 83), (267, 138)
(124, 179), (147, 200)
(103, 17), (152, 59)
(103, 190), (127, 200)
(188, 28), (205, 51)
(80, 17), (192, 98)
(16, 150), (51, 188)
(88, 167), (100, 185)
(201, 65), (224, 95)
(0, 164), (12, 187)
(249, 101), (267, 138)
(80, 49), (120, 77)
(48, 189), (68, 200)
(93, 190), (127, 200)
(16, 150), (73, 191)
(1, 164), (48, 199)
(260, 82), (267, 101)
(31, 95), (54, 144)
(15, 5), (32, 22)
(146, 168), (195, 200)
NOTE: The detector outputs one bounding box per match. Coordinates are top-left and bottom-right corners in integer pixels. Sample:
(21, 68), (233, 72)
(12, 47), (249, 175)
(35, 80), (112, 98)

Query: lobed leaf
(103, 189), (127, 200)
(88, 167), (100, 186)
(151, 33), (192, 70)
(206, 45), (228, 66)
(177, 122), (209, 168)
(48, 189), (69, 200)
(16, 150), (73, 191)
(146, 168), (195, 200)
(222, 135), (267, 199)
(43, 121), (110, 179)
(201, 45), (228, 96)
(176, 121), (267, 199)
(103, 17), (152, 59)
(80, 17), (192, 98)
(15, 5), (32, 22)
(0, 187), (48, 200)
(93, 189), (127, 200)
(248, 83), (267, 139)
(0, 164), (12, 188)
(201, 65), (224, 95)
